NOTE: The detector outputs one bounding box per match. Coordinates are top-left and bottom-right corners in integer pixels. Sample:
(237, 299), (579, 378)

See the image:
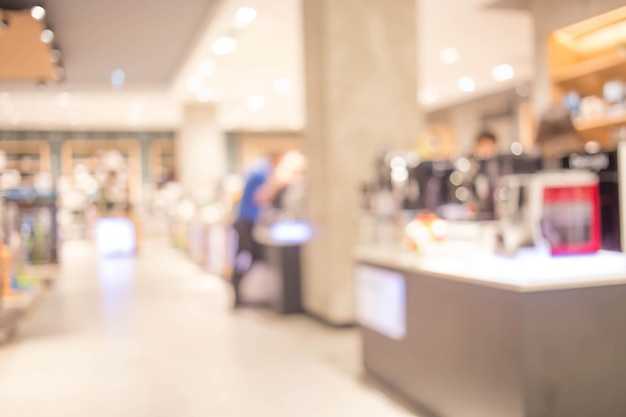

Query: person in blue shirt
(231, 153), (284, 308)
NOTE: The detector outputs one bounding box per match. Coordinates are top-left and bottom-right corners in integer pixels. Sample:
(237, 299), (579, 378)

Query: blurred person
(535, 106), (583, 167)
(473, 131), (499, 160)
(231, 153), (286, 308)
(468, 131), (499, 219)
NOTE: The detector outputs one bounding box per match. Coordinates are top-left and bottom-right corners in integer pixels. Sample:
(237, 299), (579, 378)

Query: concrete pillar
(302, 0), (421, 324)
(177, 103), (225, 202)
(531, 0), (626, 116)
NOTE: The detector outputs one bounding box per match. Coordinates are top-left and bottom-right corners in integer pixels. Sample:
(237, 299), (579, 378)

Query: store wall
(0, 130), (174, 185)
(427, 89), (529, 156)
(531, 0), (626, 116)
(177, 104), (224, 203)
(225, 131), (303, 174)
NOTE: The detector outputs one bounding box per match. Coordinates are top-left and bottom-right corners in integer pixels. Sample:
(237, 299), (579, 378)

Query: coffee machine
(495, 170), (601, 256)
(560, 146), (625, 251)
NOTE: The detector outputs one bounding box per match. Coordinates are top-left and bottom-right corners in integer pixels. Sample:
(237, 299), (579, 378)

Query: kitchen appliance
(560, 148), (623, 251)
(495, 171), (601, 256)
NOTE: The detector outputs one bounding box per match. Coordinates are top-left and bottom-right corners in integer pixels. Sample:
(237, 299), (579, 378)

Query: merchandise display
(0, 187), (57, 343)
(549, 5), (626, 147)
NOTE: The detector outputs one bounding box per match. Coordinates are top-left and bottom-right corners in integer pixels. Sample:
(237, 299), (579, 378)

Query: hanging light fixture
(0, 11), (9, 33)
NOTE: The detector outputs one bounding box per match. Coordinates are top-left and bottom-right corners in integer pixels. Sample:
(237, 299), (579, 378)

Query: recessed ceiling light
(70, 111), (82, 126)
(0, 16), (9, 33)
(111, 69), (125, 87)
(212, 37), (237, 56)
(187, 75), (203, 92)
(458, 76), (476, 92)
(247, 94), (266, 112)
(510, 141), (523, 156)
(40, 29), (54, 44)
(439, 48), (460, 64)
(57, 92), (71, 107)
(198, 60), (216, 77)
(0, 93), (10, 106)
(274, 78), (292, 94)
(31, 6), (46, 21)
(418, 87), (439, 105)
(492, 64), (515, 82)
(196, 87), (216, 103)
(53, 66), (66, 82)
(131, 96), (146, 110)
(234, 7), (257, 28)
(49, 49), (61, 64)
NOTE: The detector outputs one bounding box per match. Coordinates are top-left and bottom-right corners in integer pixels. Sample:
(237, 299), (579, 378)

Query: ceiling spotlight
(418, 87), (439, 105)
(458, 76), (476, 93)
(187, 75), (203, 92)
(439, 48), (460, 64)
(196, 87), (216, 103)
(53, 66), (65, 82)
(212, 37), (237, 56)
(70, 111), (82, 126)
(492, 64), (515, 82)
(40, 29), (54, 44)
(234, 7), (257, 28)
(57, 92), (71, 107)
(274, 77), (292, 94)
(111, 69), (125, 87)
(10, 112), (21, 125)
(0, 16), (9, 33)
(0, 93), (10, 106)
(31, 6), (46, 21)
(510, 141), (523, 156)
(198, 60), (215, 77)
(49, 49), (61, 64)
(247, 94), (266, 112)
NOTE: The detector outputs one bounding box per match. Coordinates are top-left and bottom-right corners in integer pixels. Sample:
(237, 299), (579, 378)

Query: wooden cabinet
(548, 6), (626, 148)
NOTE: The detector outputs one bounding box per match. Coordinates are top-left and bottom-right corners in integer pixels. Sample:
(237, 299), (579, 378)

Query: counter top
(253, 222), (312, 247)
(354, 245), (626, 292)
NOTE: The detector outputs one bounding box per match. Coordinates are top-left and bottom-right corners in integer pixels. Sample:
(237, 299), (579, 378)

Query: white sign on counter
(356, 266), (406, 340)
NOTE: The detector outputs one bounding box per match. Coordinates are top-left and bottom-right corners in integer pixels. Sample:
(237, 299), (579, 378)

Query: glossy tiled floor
(0, 238), (415, 417)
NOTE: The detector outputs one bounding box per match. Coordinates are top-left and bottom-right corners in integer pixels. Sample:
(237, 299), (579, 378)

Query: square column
(302, 0), (422, 324)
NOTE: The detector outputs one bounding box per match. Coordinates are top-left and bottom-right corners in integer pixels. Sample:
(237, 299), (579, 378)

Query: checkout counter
(355, 147), (626, 417)
(355, 244), (626, 417)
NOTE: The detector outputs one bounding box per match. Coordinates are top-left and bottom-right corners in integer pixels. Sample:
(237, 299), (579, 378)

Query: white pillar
(302, 0), (421, 324)
(177, 103), (225, 202)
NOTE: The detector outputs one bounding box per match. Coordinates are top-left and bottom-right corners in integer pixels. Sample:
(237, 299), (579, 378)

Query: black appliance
(560, 150), (622, 251)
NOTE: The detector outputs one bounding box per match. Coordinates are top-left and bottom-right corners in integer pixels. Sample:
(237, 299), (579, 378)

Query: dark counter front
(356, 258), (626, 417)
(261, 243), (303, 314)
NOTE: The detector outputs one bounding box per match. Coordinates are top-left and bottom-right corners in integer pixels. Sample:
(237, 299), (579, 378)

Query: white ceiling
(419, 0), (533, 109)
(0, 0), (533, 130)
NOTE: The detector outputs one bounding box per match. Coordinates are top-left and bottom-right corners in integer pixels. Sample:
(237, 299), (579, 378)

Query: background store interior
(0, 0), (625, 321)
(1, 0), (626, 416)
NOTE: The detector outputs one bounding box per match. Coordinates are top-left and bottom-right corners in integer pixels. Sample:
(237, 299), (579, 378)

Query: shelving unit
(61, 139), (142, 205)
(0, 140), (51, 182)
(548, 5), (626, 148)
(148, 138), (176, 184)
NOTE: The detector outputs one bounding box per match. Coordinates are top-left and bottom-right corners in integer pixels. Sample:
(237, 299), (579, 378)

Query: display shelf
(149, 139), (176, 185)
(552, 53), (626, 97)
(61, 139), (142, 205)
(548, 6), (626, 147)
(0, 140), (51, 175)
(574, 113), (626, 132)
